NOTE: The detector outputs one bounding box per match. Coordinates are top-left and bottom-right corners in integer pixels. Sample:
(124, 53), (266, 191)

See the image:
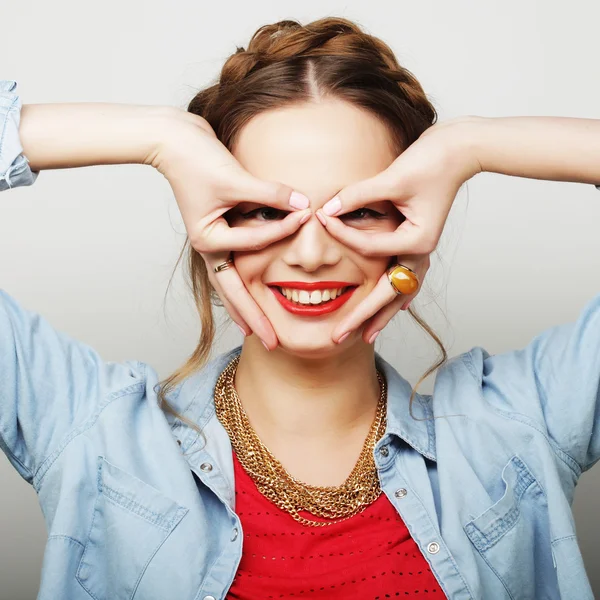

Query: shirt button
(231, 527), (239, 542)
(379, 445), (390, 457)
(203, 596), (216, 600)
(200, 462), (213, 472)
(394, 488), (407, 498)
(427, 542), (440, 554)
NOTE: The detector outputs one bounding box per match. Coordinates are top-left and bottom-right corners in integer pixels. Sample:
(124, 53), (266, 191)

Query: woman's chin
(272, 329), (359, 358)
(256, 295), (366, 356)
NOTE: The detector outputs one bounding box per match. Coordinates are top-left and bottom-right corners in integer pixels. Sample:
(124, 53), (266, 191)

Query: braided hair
(188, 17), (437, 152)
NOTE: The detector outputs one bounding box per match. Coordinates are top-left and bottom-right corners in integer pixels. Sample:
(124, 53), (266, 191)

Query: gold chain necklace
(213, 354), (388, 527)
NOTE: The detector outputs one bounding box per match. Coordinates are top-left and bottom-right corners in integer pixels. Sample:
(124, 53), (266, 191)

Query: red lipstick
(267, 281), (358, 316)
(268, 281), (356, 290)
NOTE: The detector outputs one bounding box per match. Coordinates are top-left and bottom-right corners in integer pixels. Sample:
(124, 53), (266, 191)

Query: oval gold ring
(387, 264), (419, 296)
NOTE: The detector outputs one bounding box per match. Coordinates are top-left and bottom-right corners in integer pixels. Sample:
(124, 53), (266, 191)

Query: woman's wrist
(19, 102), (179, 171)
(422, 115), (486, 186)
(459, 115), (600, 185)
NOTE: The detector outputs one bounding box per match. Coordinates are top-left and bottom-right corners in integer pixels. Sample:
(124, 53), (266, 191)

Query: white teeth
(298, 290), (311, 304)
(279, 286), (349, 305)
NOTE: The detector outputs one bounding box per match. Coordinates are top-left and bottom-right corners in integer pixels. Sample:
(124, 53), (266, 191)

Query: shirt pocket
(463, 455), (558, 599)
(76, 456), (189, 600)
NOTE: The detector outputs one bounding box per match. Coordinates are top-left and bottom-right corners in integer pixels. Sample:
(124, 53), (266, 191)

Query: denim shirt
(2, 79), (600, 600)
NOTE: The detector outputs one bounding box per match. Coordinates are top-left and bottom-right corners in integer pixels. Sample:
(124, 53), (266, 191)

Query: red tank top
(227, 451), (446, 599)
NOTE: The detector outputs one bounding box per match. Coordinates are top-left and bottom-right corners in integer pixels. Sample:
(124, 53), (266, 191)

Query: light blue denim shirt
(2, 79), (600, 600)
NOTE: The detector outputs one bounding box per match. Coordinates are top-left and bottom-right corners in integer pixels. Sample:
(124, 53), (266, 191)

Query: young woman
(2, 16), (600, 600)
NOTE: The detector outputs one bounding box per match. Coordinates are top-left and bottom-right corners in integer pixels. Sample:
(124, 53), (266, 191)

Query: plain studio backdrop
(1, 0), (600, 598)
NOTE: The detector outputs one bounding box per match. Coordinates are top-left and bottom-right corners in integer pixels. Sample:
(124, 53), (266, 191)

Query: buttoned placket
(179, 431), (244, 600)
(375, 437), (474, 600)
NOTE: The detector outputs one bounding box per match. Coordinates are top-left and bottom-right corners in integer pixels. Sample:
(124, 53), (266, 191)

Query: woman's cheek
(369, 257), (393, 277)
(231, 250), (270, 291)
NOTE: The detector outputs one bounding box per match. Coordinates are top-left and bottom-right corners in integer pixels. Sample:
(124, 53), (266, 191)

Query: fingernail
(261, 339), (270, 351)
(337, 331), (350, 344)
(323, 195), (341, 216)
(315, 210), (327, 226)
(402, 300), (412, 311)
(236, 324), (247, 337)
(368, 330), (380, 344)
(289, 191), (309, 210)
(299, 211), (311, 224)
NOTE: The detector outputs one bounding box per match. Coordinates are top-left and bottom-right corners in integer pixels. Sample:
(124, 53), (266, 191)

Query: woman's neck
(235, 336), (380, 449)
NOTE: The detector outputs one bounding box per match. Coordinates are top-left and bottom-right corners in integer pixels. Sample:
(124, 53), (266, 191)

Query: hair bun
(220, 17), (401, 86)
(189, 16), (437, 147)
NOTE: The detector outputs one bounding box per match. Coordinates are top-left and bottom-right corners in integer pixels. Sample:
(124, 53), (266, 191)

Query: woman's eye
(239, 207), (288, 221)
(340, 208), (387, 221)
(236, 206), (387, 223)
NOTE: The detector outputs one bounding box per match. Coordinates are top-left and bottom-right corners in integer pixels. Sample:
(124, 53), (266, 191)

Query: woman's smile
(267, 280), (359, 316)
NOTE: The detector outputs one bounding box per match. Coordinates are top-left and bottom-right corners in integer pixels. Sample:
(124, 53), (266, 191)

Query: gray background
(1, 0), (600, 598)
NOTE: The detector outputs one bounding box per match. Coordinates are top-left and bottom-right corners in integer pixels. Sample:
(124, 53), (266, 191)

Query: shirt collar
(164, 345), (436, 463)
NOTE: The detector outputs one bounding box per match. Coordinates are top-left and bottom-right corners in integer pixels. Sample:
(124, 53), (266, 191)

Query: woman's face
(227, 98), (405, 357)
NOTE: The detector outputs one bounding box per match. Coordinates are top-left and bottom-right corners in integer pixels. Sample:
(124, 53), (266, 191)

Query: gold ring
(213, 257), (234, 273)
(387, 264), (419, 295)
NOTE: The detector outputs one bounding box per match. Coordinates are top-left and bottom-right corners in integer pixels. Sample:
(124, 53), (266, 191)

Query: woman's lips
(268, 286), (357, 316)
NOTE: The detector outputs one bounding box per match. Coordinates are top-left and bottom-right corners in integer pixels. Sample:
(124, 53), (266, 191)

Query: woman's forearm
(463, 115), (600, 186)
(19, 103), (177, 171)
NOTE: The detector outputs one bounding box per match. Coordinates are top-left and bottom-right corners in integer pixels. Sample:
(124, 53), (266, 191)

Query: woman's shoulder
(0, 288), (150, 484)
(429, 291), (600, 480)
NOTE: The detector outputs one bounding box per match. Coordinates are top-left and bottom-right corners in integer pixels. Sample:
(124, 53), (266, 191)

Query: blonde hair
(156, 17), (448, 434)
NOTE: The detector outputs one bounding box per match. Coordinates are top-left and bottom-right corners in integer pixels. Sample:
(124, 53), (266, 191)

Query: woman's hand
(147, 109), (311, 349)
(315, 117), (484, 343)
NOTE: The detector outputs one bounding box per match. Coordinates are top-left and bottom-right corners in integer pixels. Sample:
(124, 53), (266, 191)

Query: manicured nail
(289, 191), (309, 210)
(337, 331), (350, 344)
(368, 330), (380, 344)
(323, 195), (341, 216)
(299, 211), (311, 224)
(236, 324), (247, 337)
(402, 300), (412, 311)
(261, 339), (270, 351)
(315, 210), (327, 226)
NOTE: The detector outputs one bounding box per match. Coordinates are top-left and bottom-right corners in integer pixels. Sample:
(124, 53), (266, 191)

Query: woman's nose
(281, 212), (342, 271)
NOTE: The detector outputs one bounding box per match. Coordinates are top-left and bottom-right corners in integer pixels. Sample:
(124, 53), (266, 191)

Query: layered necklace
(213, 354), (388, 527)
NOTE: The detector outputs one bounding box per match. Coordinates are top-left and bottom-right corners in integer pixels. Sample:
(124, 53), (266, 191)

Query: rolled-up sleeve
(0, 289), (145, 484)
(473, 292), (600, 478)
(0, 80), (39, 191)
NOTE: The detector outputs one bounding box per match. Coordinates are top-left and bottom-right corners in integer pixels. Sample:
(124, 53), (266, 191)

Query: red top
(227, 451), (446, 599)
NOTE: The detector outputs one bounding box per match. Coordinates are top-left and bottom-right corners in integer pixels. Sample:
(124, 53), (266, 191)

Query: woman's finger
(321, 170), (397, 216)
(221, 166), (310, 211)
(317, 211), (432, 256)
(206, 266), (251, 335)
(332, 272), (398, 343)
(194, 209), (311, 254)
(361, 295), (407, 343)
(208, 258), (279, 349)
(361, 254), (430, 342)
